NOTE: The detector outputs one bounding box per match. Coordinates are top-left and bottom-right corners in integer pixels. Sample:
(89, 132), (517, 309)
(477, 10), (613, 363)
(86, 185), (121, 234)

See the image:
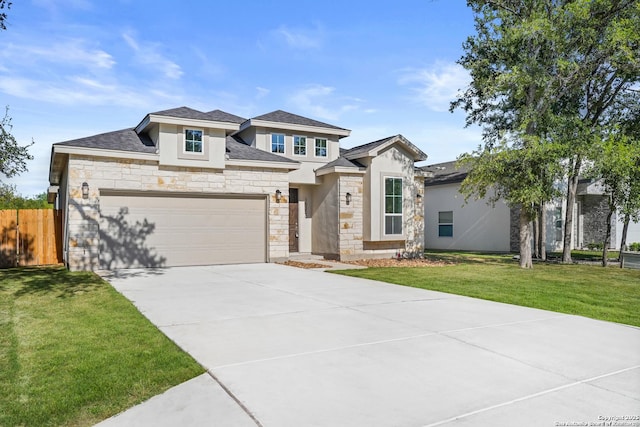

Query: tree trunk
(519, 207), (533, 269)
(538, 202), (546, 261)
(563, 156), (581, 263)
(533, 214), (539, 258)
(619, 213), (630, 268)
(602, 203), (614, 267)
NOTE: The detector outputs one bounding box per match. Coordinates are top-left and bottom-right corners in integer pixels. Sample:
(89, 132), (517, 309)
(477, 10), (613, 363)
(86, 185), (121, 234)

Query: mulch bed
(342, 258), (451, 267)
(280, 260), (328, 269)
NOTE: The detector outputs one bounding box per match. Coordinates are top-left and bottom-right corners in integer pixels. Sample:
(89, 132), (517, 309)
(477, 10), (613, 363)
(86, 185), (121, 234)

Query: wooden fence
(0, 209), (63, 268)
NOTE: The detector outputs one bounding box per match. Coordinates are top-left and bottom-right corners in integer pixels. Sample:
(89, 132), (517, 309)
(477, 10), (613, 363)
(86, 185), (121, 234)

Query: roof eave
(240, 119), (351, 138)
(315, 166), (366, 177)
(136, 114), (241, 134)
(225, 159), (300, 170)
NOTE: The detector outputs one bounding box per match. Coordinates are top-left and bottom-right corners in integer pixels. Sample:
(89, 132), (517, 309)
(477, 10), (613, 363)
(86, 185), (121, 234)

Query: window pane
(439, 224), (453, 237)
(438, 211), (453, 223)
(193, 131), (202, 142)
(393, 216), (402, 234)
(385, 178), (393, 195)
(393, 197), (402, 214)
(194, 141), (202, 152)
(186, 140), (193, 152)
(394, 178), (402, 194)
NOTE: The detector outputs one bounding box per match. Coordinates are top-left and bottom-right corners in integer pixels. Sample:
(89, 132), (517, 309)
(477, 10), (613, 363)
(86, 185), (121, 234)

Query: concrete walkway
(97, 264), (640, 427)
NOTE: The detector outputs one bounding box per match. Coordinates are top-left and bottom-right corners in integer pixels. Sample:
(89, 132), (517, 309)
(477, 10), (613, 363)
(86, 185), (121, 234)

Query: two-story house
(48, 107), (427, 270)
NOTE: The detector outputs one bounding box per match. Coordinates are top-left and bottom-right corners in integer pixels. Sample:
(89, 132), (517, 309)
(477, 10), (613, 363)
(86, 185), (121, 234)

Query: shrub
(586, 242), (604, 251)
(629, 242), (640, 252)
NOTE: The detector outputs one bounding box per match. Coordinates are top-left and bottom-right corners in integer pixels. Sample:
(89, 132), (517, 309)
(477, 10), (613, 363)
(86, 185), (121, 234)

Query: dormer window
(271, 133), (285, 154)
(185, 129), (203, 153)
(315, 138), (327, 157)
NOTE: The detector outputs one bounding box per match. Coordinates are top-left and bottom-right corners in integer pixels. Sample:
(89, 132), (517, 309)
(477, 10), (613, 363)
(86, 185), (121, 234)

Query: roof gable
(343, 134), (427, 162)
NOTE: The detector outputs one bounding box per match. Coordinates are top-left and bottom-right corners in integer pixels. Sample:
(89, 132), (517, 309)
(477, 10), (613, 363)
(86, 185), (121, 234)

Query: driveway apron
(100, 264), (640, 427)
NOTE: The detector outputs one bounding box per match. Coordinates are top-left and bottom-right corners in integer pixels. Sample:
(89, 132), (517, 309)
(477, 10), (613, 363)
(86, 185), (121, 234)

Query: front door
(289, 188), (299, 253)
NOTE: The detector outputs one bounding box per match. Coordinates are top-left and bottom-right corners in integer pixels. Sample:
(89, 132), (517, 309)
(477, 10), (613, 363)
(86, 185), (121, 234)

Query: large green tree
(554, 0), (640, 263)
(452, 0), (565, 268)
(453, 0), (640, 267)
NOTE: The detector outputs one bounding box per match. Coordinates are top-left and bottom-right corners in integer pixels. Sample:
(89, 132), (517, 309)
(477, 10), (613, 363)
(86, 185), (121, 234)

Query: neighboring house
(48, 107), (427, 271)
(422, 161), (638, 253)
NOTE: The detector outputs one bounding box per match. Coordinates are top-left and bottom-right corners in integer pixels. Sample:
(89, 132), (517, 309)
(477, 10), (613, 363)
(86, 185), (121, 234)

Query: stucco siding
(424, 183), (510, 252)
(311, 174), (339, 257)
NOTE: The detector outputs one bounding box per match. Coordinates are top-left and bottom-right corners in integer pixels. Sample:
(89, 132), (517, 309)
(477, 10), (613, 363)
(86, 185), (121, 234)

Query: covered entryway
(98, 191), (267, 269)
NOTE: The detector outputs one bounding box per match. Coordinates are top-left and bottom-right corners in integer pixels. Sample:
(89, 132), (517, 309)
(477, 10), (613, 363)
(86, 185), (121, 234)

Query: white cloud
(399, 62), (470, 112)
(122, 32), (183, 80)
(256, 86), (270, 99)
(2, 39), (115, 70)
(287, 85), (365, 121)
(273, 25), (323, 49)
(0, 75), (183, 108)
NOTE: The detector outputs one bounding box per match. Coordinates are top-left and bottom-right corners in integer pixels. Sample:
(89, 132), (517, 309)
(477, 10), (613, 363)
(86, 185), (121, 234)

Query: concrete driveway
(98, 264), (640, 427)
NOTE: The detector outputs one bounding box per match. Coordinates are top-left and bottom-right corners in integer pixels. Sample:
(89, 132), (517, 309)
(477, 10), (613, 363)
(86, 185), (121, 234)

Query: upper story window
(271, 133), (285, 154)
(438, 211), (453, 237)
(315, 138), (327, 157)
(185, 129), (203, 153)
(384, 177), (402, 235)
(293, 136), (307, 156)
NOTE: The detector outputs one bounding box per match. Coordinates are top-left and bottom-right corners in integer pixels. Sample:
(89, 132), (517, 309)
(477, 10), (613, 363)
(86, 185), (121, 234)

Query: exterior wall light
(346, 192), (352, 205)
(417, 193), (423, 202)
(82, 182), (89, 199)
(275, 189), (282, 203)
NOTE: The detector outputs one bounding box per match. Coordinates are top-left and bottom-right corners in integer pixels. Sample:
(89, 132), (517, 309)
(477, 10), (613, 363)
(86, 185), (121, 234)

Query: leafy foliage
(452, 0), (640, 267)
(0, 0), (11, 31)
(0, 107), (33, 180)
(0, 183), (51, 209)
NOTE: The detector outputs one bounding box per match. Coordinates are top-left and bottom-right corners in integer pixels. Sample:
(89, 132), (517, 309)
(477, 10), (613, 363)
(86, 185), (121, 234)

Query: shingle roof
(205, 110), (246, 124)
(343, 134), (428, 161)
(315, 156), (364, 172)
(53, 128), (297, 165)
(342, 135), (396, 159)
(250, 110), (348, 131)
(226, 136), (298, 164)
(54, 129), (157, 153)
(422, 160), (469, 186)
(151, 107), (246, 124)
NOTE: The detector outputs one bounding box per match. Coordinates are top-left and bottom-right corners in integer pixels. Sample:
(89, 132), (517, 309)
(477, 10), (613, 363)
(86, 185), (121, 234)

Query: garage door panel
(99, 193), (267, 269)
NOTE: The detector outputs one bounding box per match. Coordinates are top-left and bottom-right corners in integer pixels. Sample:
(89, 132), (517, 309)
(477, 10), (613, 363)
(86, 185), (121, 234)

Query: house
(48, 107), (427, 271)
(422, 160), (639, 253)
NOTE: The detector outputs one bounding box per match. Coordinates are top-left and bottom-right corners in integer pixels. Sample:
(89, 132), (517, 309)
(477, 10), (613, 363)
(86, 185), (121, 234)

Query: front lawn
(0, 267), (204, 427)
(334, 252), (640, 327)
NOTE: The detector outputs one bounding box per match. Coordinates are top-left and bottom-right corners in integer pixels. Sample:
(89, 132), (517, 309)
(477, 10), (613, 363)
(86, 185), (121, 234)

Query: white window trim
(271, 133), (285, 154)
(314, 138), (328, 158)
(184, 128), (205, 155)
(383, 176), (403, 236)
(438, 211), (454, 237)
(293, 135), (307, 156)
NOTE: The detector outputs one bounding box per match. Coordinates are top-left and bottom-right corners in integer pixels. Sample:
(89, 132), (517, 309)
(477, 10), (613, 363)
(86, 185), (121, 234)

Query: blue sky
(1, 0), (481, 196)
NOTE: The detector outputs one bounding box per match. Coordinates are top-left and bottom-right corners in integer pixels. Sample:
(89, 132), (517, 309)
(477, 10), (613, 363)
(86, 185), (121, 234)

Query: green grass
(335, 252), (640, 327)
(0, 267), (204, 427)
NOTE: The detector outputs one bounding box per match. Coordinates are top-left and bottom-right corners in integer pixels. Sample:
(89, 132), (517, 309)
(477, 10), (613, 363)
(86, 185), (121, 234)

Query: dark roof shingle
(151, 107), (245, 124)
(226, 136), (298, 164)
(422, 161), (469, 186)
(250, 110), (348, 131)
(54, 129), (157, 153)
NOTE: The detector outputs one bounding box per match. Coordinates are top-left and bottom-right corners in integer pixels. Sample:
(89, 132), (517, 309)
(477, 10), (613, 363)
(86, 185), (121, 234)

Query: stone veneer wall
(65, 155), (290, 270)
(338, 174), (364, 260)
(406, 175), (425, 254)
(580, 195), (615, 248)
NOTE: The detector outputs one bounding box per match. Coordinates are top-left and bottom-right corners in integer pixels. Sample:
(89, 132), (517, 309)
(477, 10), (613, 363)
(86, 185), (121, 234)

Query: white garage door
(99, 191), (267, 269)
